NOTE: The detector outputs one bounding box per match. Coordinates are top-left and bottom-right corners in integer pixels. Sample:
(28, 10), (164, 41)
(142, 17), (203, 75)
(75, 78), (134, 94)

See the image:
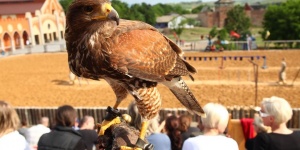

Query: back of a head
(179, 114), (192, 132)
(55, 105), (77, 127)
(261, 96), (292, 124)
(40, 117), (49, 127)
(79, 115), (95, 129)
(201, 103), (229, 133)
(0, 101), (20, 134)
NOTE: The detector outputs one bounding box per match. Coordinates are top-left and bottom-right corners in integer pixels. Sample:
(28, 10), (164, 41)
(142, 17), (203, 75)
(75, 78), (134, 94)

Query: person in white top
(182, 103), (238, 150)
(28, 117), (51, 150)
(0, 100), (30, 150)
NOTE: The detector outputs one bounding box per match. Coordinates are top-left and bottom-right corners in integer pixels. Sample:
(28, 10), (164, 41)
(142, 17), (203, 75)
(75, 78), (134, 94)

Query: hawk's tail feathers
(162, 77), (206, 117)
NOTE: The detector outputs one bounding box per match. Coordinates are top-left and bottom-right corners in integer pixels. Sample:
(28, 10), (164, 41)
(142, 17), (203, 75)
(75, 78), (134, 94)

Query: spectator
(190, 116), (204, 137)
(37, 105), (86, 150)
(178, 114), (200, 142)
(78, 115), (98, 150)
(18, 118), (30, 143)
(165, 115), (182, 150)
(0, 100), (30, 150)
(245, 114), (271, 150)
(127, 101), (171, 150)
(182, 103), (238, 150)
(28, 117), (50, 149)
(247, 34), (252, 51)
(254, 96), (300, 150)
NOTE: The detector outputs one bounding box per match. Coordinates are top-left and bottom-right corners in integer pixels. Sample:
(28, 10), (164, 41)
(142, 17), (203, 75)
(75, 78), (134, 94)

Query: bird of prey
(66, 0), (205, 149)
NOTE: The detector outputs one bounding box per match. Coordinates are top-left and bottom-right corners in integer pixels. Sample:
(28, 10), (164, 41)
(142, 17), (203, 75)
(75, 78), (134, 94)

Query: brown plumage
(65, 0), (204, 125)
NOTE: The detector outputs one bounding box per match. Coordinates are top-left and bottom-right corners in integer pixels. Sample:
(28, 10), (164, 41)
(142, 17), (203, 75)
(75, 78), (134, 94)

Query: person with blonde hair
(254, 96), (300, 150)
(182, 103), (238, 150)
(0, 100), (30, 150)
(128, 101), (171, 150)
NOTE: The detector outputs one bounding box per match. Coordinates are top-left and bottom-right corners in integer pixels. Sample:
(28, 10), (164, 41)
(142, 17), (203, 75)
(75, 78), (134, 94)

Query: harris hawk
(66, 0), (205, 149)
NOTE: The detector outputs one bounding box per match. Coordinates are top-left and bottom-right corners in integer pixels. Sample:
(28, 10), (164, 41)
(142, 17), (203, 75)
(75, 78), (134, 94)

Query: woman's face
(260, 105), (273, 127)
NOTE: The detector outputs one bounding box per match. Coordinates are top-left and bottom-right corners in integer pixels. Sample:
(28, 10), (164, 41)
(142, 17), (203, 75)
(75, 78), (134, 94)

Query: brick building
(0, 0), (65, 52)
(199, 0), (266, 28)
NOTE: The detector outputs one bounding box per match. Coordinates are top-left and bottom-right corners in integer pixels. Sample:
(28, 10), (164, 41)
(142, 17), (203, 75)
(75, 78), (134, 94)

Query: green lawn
(164, 27), (264, 42)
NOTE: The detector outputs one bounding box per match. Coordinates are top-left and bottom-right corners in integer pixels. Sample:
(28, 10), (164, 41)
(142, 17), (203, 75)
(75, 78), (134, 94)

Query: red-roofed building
(0, 0), (65, 52)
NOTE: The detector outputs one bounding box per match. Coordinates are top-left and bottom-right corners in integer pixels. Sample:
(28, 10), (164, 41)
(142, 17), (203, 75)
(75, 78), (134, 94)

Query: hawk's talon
(98, 117), (122, 136)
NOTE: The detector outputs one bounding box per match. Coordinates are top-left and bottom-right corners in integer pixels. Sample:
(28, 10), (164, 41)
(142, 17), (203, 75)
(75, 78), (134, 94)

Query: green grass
(164, 27), (264, 42)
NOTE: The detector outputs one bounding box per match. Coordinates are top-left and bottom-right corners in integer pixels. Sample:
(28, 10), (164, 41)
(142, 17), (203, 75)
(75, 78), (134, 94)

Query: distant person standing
(28, 117), (50, 149)
(247, 34), (252, 51)
(278, 58), (287, 84)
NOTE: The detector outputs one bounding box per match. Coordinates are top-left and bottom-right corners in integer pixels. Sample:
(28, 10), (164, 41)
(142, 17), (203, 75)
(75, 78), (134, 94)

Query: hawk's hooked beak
(93, 3), (119, 25)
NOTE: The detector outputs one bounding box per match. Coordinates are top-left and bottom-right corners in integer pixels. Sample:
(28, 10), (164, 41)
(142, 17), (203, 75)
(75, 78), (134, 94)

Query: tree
(224, 5), (251, 36)
(59, 0), (72, 13)
(263, 0), (300, 40)
(191, 4), (206, 13)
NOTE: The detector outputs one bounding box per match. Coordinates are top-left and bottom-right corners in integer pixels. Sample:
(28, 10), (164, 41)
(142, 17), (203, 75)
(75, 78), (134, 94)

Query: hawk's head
(66, 0), (119, 36)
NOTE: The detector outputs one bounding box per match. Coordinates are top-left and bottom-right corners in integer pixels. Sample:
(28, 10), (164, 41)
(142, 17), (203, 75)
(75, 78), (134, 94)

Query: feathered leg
(120, 85), (161, 150)
(98, 79), (128, 136)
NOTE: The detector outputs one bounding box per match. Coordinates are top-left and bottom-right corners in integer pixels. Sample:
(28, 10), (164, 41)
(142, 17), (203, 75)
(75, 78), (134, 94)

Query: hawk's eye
(83, 6), (93, 13)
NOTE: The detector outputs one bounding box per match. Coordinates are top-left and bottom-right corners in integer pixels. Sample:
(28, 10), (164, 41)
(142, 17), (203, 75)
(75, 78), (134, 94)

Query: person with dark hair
(37, 105), (86, 150)
(18, 118), (30, 143)
(165, 115), (182, 150)
(179, 114), (200, 142)
(78, 116), (98, 150)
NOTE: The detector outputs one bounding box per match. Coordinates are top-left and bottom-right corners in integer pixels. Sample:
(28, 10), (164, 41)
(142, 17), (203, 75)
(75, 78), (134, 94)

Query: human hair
(78, 115), (94, 129)
(127, 101), (142, 130)
(201, 103), (229, 133)
(261, 96), (292, 124)
(253, 114), (271, 133)
(55, 105), (77, 127)
(178, 114), (192, 132)
(127, 101), (159, 135)
(165, 115), (182, 150)
(0, 101), (20, 135)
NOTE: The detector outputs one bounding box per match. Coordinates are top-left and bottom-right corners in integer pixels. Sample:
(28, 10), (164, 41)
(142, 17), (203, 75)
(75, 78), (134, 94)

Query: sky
(121, 0), (217, 5)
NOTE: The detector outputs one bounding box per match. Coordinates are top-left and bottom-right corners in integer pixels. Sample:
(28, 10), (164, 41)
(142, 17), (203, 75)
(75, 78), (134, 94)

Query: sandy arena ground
(0, 50), (299, 108)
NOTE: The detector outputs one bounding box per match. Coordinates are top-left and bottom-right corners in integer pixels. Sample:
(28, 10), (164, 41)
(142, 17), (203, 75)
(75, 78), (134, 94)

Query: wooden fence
(15, 106), (300, 129)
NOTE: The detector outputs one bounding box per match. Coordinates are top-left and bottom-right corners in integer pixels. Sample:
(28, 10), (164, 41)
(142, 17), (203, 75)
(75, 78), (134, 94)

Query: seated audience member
(28, 117), (51, 149)
(190, 116), (204, 137)
(165, 115), (182, 150)
(254, 96), (300, 150)
(182, 103), (238, 150)
(0, 100), (30, 150)
(128, 101), (171, 150)
(245, 114), (271, 150)
(18, 118), (30, 143)
(78, 115), (98, 150)
(37, 105), (86, 150)
(179, 114), (200, 142)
